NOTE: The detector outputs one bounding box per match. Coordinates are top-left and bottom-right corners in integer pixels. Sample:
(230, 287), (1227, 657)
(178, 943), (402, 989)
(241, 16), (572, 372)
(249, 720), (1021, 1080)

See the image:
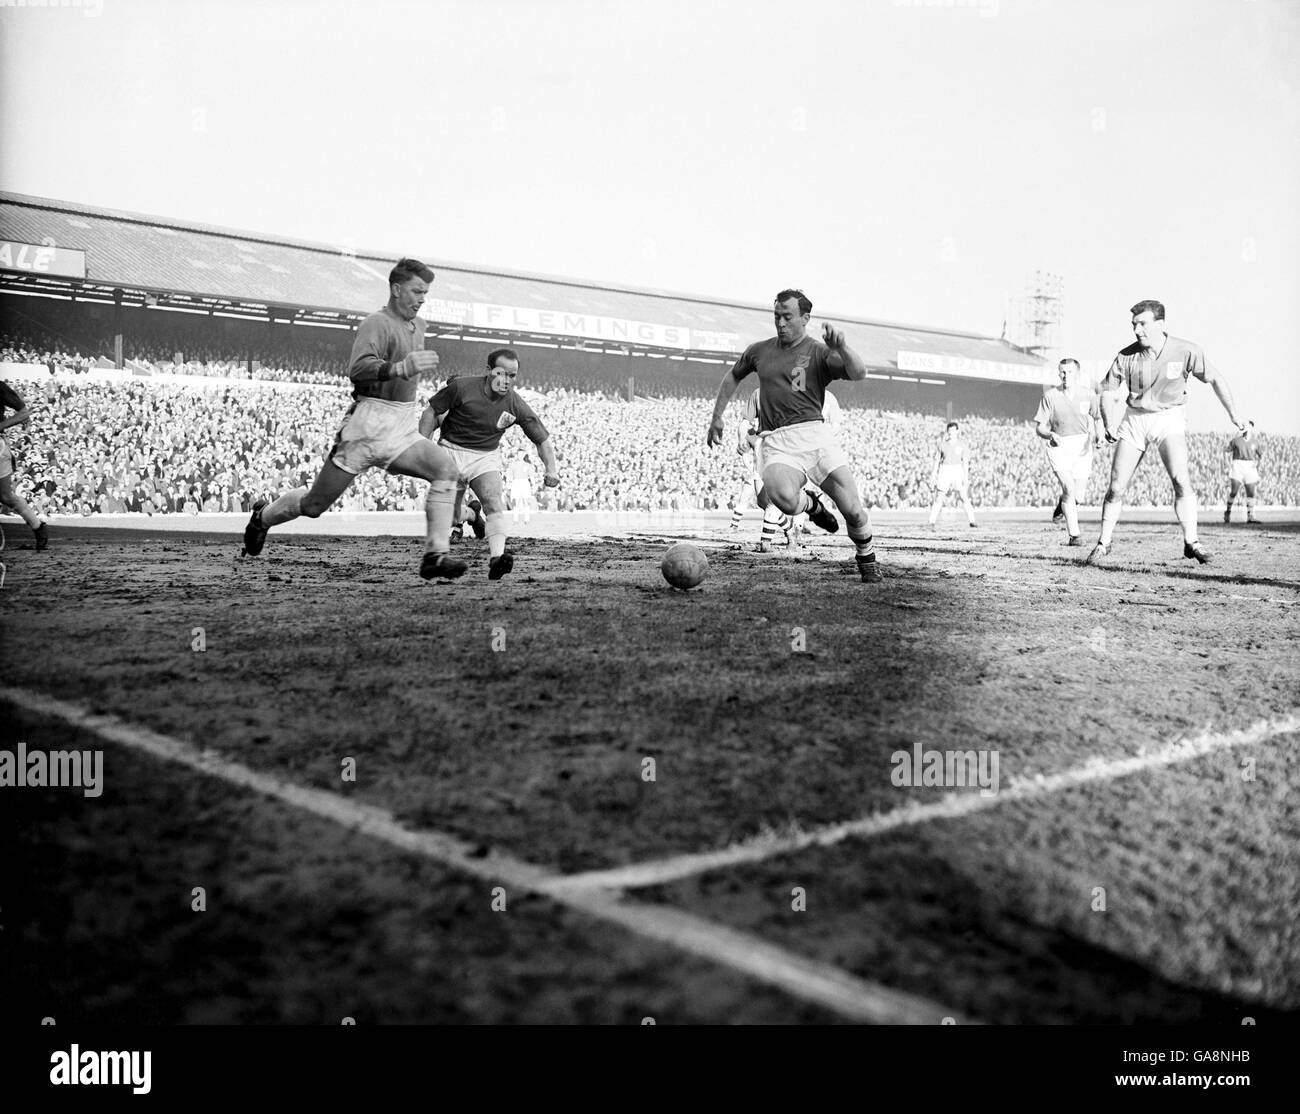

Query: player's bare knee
(299, 498), (326, 518)
(1170, 477), (1191, 500)
(839, 499), (866, 526)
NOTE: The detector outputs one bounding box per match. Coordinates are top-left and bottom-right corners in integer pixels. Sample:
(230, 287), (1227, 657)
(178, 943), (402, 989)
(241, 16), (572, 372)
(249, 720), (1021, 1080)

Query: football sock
(1174, 489), (1198, 544)
(1063, 494), (1079, 537)
(425, 480), (456, 554)
(1098, 497), (1120, 546)
(485, 512), (507, 558)
(260, 487), (305, 528)
(1246, 497), (1256, 518)
(848, 526), (874, 559)
(760, 503), (784, 545)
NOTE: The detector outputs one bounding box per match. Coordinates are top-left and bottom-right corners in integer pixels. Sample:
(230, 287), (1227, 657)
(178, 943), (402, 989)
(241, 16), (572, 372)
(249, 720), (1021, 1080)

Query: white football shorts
(759, 420), (849, 487)
(1229, 460), (1260, 485)
(441, 440), (505, 486)
(1115, 405), (1185, 451)
(1048, 433), (1094, 488)
(935, 462), (966, 494)
(327, 398), (424, 475)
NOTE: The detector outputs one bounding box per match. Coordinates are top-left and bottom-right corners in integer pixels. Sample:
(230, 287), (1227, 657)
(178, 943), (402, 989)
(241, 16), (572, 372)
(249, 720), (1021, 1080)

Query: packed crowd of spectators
(2, 376), (1297, 518)
(1, 331), (97, 375)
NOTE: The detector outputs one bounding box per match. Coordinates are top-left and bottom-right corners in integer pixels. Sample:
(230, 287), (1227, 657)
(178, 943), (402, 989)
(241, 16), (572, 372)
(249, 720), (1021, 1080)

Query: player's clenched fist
(822, 322), (845, 350)
(544, 472), (560, 488)
(396, 350), (439, 380)
(707, 418), (724, 447)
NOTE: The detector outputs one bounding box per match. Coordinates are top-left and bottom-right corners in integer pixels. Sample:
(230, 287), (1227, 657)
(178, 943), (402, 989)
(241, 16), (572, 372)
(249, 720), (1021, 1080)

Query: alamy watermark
(890, 742), (999, 797)
(0, 742), (103, 797)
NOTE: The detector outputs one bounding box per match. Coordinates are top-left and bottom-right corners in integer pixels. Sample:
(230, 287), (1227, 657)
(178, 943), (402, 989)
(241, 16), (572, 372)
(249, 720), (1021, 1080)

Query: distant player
(0, 380), (49, 550)
(242, 258), (468, 580)
(927, 422), (977, 528)
(506, 455), (536, 526)
(1087, 300), (1246, 565)
(1034, 357), (1102, 546)
(419, 347), (559, 579)
(1224, 421), (1261, 524)
(706, 288), (882, 583)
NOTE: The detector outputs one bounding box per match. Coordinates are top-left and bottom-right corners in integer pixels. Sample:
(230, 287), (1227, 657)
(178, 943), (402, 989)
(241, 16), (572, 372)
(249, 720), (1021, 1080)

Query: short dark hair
(1129, 299), (1165, 321)
(774, 289), (812, 316)
(1059, 357), (1080, 369)
(487, 348), (519, 370)
(946, 421), (960, 431)
(390, 258), (435, 287)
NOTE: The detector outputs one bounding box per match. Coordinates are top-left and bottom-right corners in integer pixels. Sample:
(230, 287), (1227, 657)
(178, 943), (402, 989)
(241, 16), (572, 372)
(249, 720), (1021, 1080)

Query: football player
(0, 379), (49, 551)
(1087, 300), (1246, 565)
(1034, 357), (1103, 546)
(242, 258), (468, 580)
(707, 288), (882, 583)
(419, 347), (559, 579)
(927, 422), (978, 528)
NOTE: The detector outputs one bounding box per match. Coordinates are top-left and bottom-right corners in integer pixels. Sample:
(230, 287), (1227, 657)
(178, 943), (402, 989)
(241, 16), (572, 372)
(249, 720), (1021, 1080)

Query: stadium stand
(3, 377), (1296, 518)
(3, 193), (1296, 518)
(1, 191), (1051, 414)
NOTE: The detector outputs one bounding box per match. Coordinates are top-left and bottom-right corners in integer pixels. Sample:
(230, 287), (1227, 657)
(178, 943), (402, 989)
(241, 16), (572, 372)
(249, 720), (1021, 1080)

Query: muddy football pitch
(3, 509), (1298, 1025)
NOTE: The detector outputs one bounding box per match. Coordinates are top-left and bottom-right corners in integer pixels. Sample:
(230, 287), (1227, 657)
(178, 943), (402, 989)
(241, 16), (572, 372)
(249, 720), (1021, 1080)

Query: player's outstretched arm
(822, 323), (867, 380)
(536, 436), (561, 486)
(708, 369), (744, 447)
(1096, 386), (1118, 442)
(1202, 365), (1245, 431)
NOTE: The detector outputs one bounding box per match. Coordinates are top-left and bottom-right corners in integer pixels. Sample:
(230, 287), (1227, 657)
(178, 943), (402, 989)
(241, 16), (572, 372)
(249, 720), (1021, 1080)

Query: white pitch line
(2, 686), (965, 1026)
(549, 713), (1300, 894)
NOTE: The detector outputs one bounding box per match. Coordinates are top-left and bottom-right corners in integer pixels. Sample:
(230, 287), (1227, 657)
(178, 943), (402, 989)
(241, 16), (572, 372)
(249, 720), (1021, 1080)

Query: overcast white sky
(2, 0), (1297, 431)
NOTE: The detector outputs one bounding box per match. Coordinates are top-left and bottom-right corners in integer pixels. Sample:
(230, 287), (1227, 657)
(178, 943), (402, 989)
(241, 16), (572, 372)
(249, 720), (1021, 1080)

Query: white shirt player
(507, 456), (533, 491)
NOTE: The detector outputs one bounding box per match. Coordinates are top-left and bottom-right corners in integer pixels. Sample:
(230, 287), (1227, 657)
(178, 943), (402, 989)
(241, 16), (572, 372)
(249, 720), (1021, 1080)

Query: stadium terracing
(1, 192), (1048, 417)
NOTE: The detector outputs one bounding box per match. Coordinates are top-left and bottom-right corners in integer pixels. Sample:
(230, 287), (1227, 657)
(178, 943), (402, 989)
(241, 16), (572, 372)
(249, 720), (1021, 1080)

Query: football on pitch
(661, 542), (708, 590)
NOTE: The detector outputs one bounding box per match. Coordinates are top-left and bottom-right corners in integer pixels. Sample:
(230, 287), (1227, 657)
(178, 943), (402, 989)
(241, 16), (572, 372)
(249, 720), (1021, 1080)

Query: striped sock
(849, 529), (874, 558)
